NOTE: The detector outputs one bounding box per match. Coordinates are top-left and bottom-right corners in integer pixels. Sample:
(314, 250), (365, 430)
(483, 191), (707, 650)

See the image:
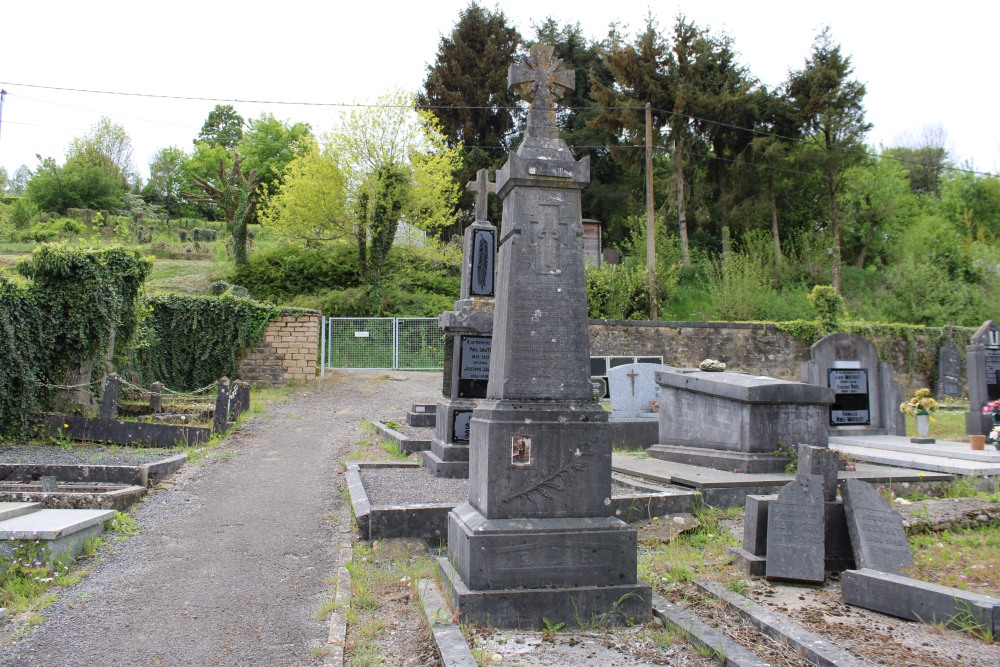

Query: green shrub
(808, 285), (846, 333)
(587, 262), (650, 320)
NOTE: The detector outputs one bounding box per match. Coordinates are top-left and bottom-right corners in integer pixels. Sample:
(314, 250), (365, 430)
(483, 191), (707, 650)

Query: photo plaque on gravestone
(468, 228), (496, 297)
(452, 410), (472, 443)
(986, 349), (1000, 401)
(828, 368), (871, 426)
(458, 335), (492, 398)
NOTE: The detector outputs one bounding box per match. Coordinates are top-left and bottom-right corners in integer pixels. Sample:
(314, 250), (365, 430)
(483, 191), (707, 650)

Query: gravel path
(0, 370), (440, 667)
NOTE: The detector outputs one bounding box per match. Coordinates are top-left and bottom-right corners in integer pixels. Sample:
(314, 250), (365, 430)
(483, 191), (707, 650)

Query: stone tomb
(648, 369), (834, 473)
(439, 44), (650, 629)
(801, 332), (905, 436)
(966, 320), (1000, 436)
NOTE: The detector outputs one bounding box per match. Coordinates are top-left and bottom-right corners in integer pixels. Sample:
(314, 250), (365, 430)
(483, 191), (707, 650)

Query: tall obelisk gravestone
(439, 45), (651, 629)
(424, 169), (497, 477)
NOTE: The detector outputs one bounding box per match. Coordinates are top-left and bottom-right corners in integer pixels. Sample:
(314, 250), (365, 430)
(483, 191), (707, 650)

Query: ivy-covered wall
(589, 320), (977, 395)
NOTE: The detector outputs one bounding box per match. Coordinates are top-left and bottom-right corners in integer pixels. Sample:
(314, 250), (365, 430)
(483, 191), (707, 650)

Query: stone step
(0, 508), (116, 564)
(0, 501), (43, 521)
(430, 440), (470, 462)
(421, 451), (470, 479)
(831, 434), (1000, 462)
(831, 443), (1000, 476)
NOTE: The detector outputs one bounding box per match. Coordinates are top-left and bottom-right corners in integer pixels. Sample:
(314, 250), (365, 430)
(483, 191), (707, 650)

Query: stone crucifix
(465, 168), (495, 223)
(508, 44), (575, 140)
(626, 368), (639, 396)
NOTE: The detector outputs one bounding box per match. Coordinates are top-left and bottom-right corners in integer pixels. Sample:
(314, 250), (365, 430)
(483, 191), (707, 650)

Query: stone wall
(589, 320), (962, 396)
(238, 310), (321, 385)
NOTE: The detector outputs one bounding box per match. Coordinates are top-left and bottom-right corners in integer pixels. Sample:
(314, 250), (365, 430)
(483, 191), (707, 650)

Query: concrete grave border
(0, 452), (187, 488)
(372, 421), (432, 454)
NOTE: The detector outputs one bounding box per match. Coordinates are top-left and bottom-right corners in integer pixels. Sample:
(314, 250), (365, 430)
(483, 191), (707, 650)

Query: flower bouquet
(900, 388), (939, 440)
(983, 399), (1000, 445)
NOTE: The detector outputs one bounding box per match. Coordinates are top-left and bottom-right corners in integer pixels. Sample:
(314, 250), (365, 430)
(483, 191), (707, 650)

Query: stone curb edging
(417, 578), (478, 667)
(323, 546), (352, 667)
(651, 593), (772, 667)
(372, 421), (432, 454)
(694, 578), (874, 667)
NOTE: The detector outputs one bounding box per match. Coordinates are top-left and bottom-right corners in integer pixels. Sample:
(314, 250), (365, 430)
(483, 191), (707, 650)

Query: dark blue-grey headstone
(765, 475), (825, 583)
(842, 479), (913, 574)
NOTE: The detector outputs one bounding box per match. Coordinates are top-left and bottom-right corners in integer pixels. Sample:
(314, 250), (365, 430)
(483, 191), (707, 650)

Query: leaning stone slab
(842, 568), (1000, 638)
(842, 479), (913, 574)
(765, 475), (825, 583)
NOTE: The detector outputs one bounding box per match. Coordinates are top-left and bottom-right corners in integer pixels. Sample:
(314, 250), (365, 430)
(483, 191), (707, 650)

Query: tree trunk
(768, 168), (782, 266)
(675, 134), (690, 267)
(828, 174), (842, 291)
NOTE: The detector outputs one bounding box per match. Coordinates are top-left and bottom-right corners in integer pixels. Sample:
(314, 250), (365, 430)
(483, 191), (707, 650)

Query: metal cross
(627, 369), (639, 396)
(465, 168), (495, 223)
(508, 44), (575, 140)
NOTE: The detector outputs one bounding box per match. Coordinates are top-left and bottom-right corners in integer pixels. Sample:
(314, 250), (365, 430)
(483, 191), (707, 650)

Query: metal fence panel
(321, 317), (443, 371)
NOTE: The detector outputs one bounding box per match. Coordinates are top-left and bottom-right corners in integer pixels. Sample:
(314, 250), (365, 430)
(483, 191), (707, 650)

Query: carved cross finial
(508, 44), (575, 140)
(465, 168), (495, 223)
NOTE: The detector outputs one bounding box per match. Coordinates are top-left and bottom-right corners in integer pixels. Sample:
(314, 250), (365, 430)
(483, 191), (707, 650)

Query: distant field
(146, 258), (225, 294)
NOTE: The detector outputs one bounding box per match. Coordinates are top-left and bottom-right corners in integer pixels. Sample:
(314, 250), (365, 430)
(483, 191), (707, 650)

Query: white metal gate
(320, 317), (444, 372)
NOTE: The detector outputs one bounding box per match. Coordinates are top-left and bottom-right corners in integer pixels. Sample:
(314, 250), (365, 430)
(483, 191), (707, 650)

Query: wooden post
(645, 102), (658, 320)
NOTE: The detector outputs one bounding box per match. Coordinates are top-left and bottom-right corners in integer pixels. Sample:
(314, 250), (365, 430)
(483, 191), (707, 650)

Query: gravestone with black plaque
(423, 169), (498, 478)
(439, 45), (650, 630)
(801, 332), (905, 436)
(828, 368), (870, 427)
(965, 320), (1000, 436)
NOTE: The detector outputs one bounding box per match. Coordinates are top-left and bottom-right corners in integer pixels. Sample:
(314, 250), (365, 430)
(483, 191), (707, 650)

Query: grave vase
(915, 414), (930, 439)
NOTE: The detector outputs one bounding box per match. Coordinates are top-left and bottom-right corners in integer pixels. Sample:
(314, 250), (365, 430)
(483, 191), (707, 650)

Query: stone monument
(423, 170), (497, 478)
(439, 45), (650, 629)
(801, 332), (905, 436)
(934, 341), (963, 399)
(966, 320), (1000, 436)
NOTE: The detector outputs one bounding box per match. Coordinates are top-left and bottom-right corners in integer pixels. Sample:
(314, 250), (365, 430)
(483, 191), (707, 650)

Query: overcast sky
(1, 1), (996, 182)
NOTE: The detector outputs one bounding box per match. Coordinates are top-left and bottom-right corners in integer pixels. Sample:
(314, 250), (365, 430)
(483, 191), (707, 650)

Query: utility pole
(645, 102), (657, 320)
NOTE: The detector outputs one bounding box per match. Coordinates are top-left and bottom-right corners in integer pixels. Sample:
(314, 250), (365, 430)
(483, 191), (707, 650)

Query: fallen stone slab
(651, 593), (771, 667)
(696, 578), (873, 667)
(841, 568), (1000, 638)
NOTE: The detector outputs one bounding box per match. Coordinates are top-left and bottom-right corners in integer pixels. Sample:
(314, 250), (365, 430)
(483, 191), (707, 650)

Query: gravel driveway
(0, 370), (440, 667)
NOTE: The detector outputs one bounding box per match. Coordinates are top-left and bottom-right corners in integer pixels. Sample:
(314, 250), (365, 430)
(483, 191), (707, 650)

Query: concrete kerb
(323, 546), (352, 667)
(0, 452), (188, 488)
(694, 578), (874, 667)
(344, 462), (456, 543)
(417, 578), (478, 667)
(651, 593), (771, 667)
(372, 420), (432, 454)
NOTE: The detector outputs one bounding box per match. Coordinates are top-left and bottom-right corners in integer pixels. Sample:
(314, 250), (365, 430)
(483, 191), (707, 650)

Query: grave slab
(0, 508), (115, 564)
(842, 568), (1000, 638)
(765, 474), (825, 583)
(829, 442), (1000, 476)
(830, 433), (1000, 462)
(0, 501), (42, 521)
(841, 479), (912, 574)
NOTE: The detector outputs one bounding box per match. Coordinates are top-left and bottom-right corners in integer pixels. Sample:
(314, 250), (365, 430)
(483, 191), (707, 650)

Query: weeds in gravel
(0, 537), (73, 612)
(379, 439), (409, 460)
(640, 506), (740, 595)
(106, 510), (141, 540)
(947, 600), (996, 642)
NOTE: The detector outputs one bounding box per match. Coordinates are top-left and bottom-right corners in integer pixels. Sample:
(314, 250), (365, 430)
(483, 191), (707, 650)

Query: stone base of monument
(909, 437), (936, 444)
(647, 444), (795, 474)
(406, 404), (437, 428)
(422, 398), (475, 478)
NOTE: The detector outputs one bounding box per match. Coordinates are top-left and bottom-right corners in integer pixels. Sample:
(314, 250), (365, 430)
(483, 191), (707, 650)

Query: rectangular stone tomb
(649, 369), (834, 473)
(841, 479), (912, 574)
(765, 475), (825, 583)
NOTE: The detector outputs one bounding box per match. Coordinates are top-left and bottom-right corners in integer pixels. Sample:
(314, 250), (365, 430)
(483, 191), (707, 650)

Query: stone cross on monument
(465, 168), (495, 224)
(439, 43), (650, 630)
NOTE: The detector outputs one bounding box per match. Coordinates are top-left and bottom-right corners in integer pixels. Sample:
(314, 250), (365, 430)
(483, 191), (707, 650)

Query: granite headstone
(841, 479), (913, 574)
(608, 363), (664, 417)
(765, 474), (825, 583)
(935, 341), (963, 399)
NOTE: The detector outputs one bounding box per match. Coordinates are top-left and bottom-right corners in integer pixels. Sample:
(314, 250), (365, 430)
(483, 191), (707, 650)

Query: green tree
(183, 142), (232, 220)
(883, 125), (950, 198)
(788, 27), (872, 290)
(236, 113), (313, 204)
(418, 1), (520, 227)
(260, 140), (350, 245)
(142, 146), (189, 216)
(0, 166), (7, 193)
(196, 104), (244, 151)
(26, 155), (125, 213)
(182, 153), (260, 266)
(8, 165), (32, 196)
(322, 90), (460, 311)
(838, 156), (916, 268)
(937, 169), (1000, 240)
(66, 116), (137, 186)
